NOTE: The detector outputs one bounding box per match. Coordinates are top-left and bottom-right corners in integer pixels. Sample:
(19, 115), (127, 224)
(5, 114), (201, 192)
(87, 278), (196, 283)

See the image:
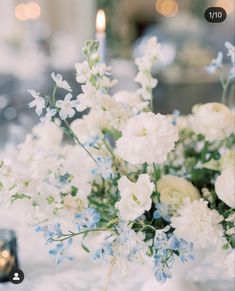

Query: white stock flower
(75, 61), (90, 83)
(76, 82), (97, 111)
(116, 112), (178, 165)
(191, 103), (234, 142)
(51, 72), (72, 92)
(215, 166), (235, 208)
(144, 37), (162, 60)
(56, 93), (77, 120)
(171, 199), (224, 249)
(225, 42), (235, 64)
(115, 174), (154, 221)
(28, 90), (45, 116)
(157, 175), (200, 210)
(114, 91), (148, 113)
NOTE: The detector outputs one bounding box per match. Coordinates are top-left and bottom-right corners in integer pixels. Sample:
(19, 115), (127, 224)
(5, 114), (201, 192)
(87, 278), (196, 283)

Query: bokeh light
(215, 0), (235, 14)
(155, 0), (179, 17)
(15, 2), (41, 21)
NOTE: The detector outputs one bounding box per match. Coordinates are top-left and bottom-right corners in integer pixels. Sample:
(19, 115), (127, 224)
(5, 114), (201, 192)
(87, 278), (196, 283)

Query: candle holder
(0, 229), (19, 282)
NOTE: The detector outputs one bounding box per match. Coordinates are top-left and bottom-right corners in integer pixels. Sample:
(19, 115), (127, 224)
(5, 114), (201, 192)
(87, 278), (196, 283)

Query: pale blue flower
(153, 232), (194, 283)
(172, 110), (180, 126)
(205, 52), (223, 74)
(91, 156), (114, 180)
(92, 242), (113, 263)
(49, 238), (73, 264)
(83, 135), (100, 147)
(75, 208), (100, 231)
(35, 223), (62, 244)
(153, 203), (171, 222)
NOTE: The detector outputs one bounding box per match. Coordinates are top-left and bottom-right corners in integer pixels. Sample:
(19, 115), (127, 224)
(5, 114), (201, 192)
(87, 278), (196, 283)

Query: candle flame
(96, 9), (106, 33)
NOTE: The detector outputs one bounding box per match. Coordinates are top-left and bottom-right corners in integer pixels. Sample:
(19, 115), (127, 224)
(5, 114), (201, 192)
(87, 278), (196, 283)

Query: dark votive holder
(0, 229), (19, 282)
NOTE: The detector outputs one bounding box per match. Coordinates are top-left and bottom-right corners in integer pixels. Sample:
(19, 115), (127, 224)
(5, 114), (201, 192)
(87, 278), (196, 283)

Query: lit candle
(96, 9), (106, 63)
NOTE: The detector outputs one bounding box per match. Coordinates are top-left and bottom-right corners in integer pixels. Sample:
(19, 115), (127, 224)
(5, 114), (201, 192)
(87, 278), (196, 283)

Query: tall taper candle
(96, 9), (106, 63)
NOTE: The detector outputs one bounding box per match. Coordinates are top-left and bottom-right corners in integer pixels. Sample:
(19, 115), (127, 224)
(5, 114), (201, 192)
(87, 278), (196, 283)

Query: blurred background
(0, 0), (234, 148)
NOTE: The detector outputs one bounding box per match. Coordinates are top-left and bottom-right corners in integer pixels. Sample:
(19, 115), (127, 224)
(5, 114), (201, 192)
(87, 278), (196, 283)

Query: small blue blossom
(153, 231), (194, 283)
(49, 238), (73, 264)
(75, 208), (100, 231)
(91, 156), (114, 180)
(228, 66), (235, 80)
(205, 51), (223, 74)
(153, 203), (171, 222)
(83, 135), (100, 147)
(172, 110), (180, 126)
(92, 242), (113, 263)
(35, 223), (62, 244)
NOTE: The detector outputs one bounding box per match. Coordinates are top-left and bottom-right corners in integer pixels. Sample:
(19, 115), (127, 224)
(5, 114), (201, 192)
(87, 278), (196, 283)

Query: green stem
(64, 120), (97, 164)
(53, 228), (108, 242)
(52, 85), (57, 105)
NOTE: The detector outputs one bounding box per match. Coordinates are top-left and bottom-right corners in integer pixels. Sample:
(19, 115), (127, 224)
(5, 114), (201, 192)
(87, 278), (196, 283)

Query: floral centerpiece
(0, 38), (234, 288)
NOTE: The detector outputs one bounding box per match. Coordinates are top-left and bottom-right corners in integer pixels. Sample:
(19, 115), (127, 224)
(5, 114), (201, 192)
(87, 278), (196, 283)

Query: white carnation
(115, 174), (154, 221)
(171, 199), (224, 249)
(116, 112), (178, 165)
(215, 166), (235, 208)
(191, 103), (234, 141)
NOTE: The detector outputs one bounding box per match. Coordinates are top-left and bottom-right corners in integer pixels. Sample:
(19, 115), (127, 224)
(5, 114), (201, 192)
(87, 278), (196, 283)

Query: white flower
(75, 61), (90, 83)
(224, 250), (235, 277)
(114, 91), (148, 113)
(40, 108), (57, 123)
(135, 72), (158, 89)
(171, 199), (224, 249)
(215, 166), (235, 208)
(205, 52), (223, 74)
(51, 72), (72, 92)
(28, 89), (45, 116)
(157, 175), (200, 211)
(225, 42), (235, 64)
(116, 112), (178, 165)
(76, 82), (97, 111)
(144, 37), (162, 60)
(115, 174), (154, 221)
(191, 103), (234, 142)
(32, 121), (63, 149)
(56, 93), (77, 120)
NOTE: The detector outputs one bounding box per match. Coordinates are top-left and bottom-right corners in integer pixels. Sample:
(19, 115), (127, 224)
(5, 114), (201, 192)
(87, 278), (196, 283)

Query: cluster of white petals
(116, 112), (178, 165)
(171, 199), (224, 249)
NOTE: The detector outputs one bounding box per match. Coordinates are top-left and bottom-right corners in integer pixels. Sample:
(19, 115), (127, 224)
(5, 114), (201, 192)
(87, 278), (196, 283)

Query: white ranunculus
(191, 103), (234, 142)
(115, 174), (154, 221)
(157, 175), (200, 210)
(116, 112), (178, 165)
(215, 166), (235, 208)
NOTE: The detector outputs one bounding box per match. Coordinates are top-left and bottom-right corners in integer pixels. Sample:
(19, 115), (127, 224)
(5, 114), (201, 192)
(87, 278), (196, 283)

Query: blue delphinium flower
(49, 238), (73, 264)
(172, 110), (180, 126)
(83, 135), (100, 147)
(153, 203), (171, 222)
(153, 231), (194, 283)
(168, 236), (194, 263)
(75, 208), (100, 231)
(92, 242), (113, 263)
(35, 223), (62, 244)
(91, 156), (114, 180)
(205, 51), (223, 74)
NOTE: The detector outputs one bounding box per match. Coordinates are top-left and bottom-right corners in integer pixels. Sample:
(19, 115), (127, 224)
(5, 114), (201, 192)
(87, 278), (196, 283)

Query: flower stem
(53, 228), (109, 242)
(64, 120), (97, 164)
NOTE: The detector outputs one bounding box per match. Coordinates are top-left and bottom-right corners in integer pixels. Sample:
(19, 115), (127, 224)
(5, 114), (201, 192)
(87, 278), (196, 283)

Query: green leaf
(11, 193), (31, 203)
